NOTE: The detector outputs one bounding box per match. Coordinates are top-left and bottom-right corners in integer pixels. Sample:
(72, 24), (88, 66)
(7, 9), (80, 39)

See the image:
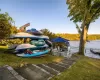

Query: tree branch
(91, 7), (100, 21)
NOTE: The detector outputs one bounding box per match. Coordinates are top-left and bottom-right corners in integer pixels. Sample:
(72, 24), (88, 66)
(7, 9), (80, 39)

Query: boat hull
(90, 49), (100, 55)
(16, 49), (50, 57)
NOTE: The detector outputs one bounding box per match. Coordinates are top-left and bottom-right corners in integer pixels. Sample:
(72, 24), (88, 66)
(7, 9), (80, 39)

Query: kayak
(16, 49), (50, 57)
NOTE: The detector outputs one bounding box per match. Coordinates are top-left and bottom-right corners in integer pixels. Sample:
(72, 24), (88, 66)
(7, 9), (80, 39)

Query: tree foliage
(11, 26), (18, 34)
(75, 23), (81, 35)
(67, 0), (100, 55)
(67, 0), (100, 24)
(0, 9), (14, 39)
(40, 29), (58, 40)
(56, 33), (100, 40)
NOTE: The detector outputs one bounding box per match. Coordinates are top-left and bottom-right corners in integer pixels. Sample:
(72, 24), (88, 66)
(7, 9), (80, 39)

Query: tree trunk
(78, 7), (91, 55)
(79, 23), (89, 55)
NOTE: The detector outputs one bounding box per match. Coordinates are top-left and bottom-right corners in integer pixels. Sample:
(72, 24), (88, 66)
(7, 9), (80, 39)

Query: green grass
(0, 46), (63, 68)
(51, 55), (100, 80)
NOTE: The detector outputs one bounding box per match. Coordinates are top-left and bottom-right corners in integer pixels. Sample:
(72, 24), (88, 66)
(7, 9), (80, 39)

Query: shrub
(0, 39), (24, 46)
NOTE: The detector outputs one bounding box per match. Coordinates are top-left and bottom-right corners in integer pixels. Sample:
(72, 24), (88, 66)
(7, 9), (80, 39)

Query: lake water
(69, 40), (100, 59)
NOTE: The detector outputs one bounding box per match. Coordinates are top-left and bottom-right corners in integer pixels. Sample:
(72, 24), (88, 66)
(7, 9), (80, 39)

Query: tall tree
(67, 0), (100, 55)
(0, 9), (14, 39)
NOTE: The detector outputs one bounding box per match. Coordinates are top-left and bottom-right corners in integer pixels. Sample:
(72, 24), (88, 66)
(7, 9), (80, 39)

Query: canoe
(90, 48), (100, 55)
(16, 49), (50, 57)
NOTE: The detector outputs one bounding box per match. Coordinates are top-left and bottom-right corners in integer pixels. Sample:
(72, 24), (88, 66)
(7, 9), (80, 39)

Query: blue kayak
(15, 45), (49, 53)
(16, 49), (50, 57)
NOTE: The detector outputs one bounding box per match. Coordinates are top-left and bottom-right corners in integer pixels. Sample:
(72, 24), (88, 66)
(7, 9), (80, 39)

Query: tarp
(51, 37), (69, 43)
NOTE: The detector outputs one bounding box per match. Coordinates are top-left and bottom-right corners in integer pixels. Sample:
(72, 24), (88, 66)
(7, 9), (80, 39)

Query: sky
(0, 0), (100, 34)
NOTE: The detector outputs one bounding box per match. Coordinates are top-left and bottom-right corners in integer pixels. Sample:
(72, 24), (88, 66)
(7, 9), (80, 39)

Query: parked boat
(9, 28), (52, 57)
(16, 49), (50, 57)
(90, 48), (100, 55)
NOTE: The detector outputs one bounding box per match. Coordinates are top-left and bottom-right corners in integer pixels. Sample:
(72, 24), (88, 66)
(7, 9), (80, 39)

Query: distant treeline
(55, 33), (100, 40)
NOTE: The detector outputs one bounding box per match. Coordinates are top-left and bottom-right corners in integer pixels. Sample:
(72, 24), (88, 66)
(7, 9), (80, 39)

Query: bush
(0, 39), (24, 46)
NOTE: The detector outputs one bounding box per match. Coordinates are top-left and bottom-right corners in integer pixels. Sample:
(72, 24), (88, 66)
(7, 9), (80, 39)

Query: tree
(75, 23), (89, 41)
(40, 29), (57, 40)
(0, 9), (14, 39)
(11, 26), (18, 34)
(67, 0), (100, 55)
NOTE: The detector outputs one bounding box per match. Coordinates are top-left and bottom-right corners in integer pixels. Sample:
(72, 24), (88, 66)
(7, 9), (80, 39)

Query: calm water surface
(69, 40), (100, 59)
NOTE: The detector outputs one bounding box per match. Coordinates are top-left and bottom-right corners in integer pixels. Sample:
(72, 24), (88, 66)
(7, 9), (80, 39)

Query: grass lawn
(0, 46), (63, 68)
(51, 55), (100, 80)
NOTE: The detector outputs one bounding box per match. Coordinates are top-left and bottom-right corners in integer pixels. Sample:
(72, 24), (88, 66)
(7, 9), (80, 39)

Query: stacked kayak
(9, 28), (52, 57)
(16, 49), (50, 57)
(15, 39), (52, 57)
